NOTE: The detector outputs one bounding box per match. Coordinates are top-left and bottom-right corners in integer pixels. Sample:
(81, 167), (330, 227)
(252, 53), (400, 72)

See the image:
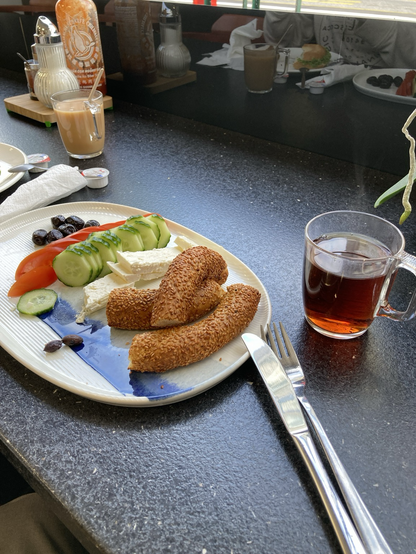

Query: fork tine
(266, 323), (281, 359)
(271, 322), (287, 359)
(278, 322), (298, 360)
(260, 325), (266, 342)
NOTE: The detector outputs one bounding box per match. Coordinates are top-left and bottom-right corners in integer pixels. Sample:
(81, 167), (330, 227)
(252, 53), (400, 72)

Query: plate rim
(353, 68), (416, 106)
(0, 201), (272, 407)
(0, 142), (28, 194)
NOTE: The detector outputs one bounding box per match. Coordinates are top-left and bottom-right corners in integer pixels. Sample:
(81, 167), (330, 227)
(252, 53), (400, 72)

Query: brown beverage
(303, 232), (392, 336)
(244, 45), (276, 93)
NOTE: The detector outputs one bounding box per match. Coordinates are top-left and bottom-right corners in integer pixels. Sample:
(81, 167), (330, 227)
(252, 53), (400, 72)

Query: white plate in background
(353, 68), (416, 106)
(277, 48), (342, 75)
(0, 143), (27, 193)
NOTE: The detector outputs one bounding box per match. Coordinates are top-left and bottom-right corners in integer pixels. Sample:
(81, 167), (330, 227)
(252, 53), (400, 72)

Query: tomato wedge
(15, 219), (127, 279)
(8, 266), (57, 297)
(396, 70), (416, 97)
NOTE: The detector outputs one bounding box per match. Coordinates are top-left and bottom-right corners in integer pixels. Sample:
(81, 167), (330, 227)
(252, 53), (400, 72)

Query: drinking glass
(303, 211), (416, 339)
(243, 44), (289, 94)
(51, 89), (105, 159)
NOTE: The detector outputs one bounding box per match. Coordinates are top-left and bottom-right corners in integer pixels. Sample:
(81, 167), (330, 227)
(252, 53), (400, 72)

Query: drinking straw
(88, 68), (104, 102)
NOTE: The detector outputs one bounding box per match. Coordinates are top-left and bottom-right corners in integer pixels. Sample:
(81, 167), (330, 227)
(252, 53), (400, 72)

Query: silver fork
(262, 322), (393, 554)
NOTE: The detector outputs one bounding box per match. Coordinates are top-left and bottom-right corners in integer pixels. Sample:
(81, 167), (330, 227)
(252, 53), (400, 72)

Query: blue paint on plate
(39, 299), (191, 400)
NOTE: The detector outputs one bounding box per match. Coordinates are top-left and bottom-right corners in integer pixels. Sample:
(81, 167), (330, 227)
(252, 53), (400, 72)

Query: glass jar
(33, 16), (79, 109)
(156, 6), (190, 79)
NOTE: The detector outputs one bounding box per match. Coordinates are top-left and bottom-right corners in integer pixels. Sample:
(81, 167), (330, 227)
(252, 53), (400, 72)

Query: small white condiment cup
(81, 168), (109, 189)
(27, 153), (50, 173)
(309, 83), (325, 95)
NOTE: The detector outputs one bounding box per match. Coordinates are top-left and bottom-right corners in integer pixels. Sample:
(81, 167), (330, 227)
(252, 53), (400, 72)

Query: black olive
(44, 339), (63, 353)
(379, 81), (392, 89)
(65, 215), (85, 230)
(58, 223), (77, 236)
(84, 219), (100, 228)
(393, 76), (403, 87)
(366, 76), (379, 87)
(51, 215), (66, 228)
(45, 229), (64, 243)
(32, 229), (48, 246)
(62, 334), (84, 347)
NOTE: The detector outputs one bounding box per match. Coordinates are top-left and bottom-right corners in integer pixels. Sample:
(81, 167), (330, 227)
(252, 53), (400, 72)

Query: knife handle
(301, 400), (393, 554)
(293, 431), (366, 554)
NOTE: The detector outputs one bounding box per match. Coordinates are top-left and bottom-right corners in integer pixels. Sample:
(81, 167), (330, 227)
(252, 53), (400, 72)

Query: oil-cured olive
(45, 229), (64, 243)
(58, 223), (77, 236)
(84, 220), (100, 228)
(366, 76), (379, 86)
(51, 215), (66, 228)
(32, 229), (48, 246)
(65, 215), (85, 230)
(393, 76), (403, 87)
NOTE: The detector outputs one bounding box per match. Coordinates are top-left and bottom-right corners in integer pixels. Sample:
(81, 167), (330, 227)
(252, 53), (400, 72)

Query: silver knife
(242, 333), (366, 554)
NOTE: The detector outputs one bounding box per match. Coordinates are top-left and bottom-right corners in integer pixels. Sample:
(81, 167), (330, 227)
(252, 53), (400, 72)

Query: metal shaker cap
(34, 16), (62, 44)
(159, 3), (181, 23)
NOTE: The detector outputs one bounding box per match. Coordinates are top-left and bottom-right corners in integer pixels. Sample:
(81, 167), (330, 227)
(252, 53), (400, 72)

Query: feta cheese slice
(174, 235), (198, 251)
(76, 273), (134, 323)
(106, 261), (139, 284)
(116, 248), (179, 274)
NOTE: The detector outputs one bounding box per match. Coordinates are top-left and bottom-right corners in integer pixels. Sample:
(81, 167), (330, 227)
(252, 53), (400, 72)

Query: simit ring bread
(150, 246), (228, 328)
(129, 283), (261, 373)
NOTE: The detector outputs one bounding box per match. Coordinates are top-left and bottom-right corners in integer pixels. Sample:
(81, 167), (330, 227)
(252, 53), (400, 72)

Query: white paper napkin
(197, 19), (263, 71)
(0, 164), (88, 224)
(297, 64), (366, 88)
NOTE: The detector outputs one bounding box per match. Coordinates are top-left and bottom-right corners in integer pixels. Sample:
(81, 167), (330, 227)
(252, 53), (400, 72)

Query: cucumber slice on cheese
(145, 214), (171, 248)
(17, 288), (58, 315)
(87, 236), (117, 277)
(53, 249), (93, 287)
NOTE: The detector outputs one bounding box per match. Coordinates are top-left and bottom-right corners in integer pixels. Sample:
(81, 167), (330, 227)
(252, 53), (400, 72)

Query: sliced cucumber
(87, 236), (117, 277)
(145, 214), (171, 248)
(127, 215), (160, 242)
(127, 220), (158, 250)
(67, 243), (101, 282)
(112, 225), (145, 252)
(53, 249), (93, 287)
(17, 288), (58, 315)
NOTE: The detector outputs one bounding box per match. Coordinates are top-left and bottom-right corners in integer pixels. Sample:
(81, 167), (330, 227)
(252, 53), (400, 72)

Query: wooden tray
(4, 94), (113, 127)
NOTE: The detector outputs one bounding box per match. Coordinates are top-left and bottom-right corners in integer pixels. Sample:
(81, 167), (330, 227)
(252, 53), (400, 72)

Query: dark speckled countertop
(0, 68), (415, 554)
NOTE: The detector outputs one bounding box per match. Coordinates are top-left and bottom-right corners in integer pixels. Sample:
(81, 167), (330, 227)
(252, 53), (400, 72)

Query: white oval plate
(353, 68), (416, 106)
(0, 143), (27, 193)
(0, 202), (272, 407)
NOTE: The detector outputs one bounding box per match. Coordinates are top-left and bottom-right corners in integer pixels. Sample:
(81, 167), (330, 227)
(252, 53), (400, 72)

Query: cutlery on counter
(8, 163), (49, 173)
(261, 322), (393, 554)
(242, 333), (366, 554)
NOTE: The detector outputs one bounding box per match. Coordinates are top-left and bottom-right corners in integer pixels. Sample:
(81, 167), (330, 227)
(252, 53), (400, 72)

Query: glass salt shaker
(33, 16), (79, 108)
(156, 4), (191, 78)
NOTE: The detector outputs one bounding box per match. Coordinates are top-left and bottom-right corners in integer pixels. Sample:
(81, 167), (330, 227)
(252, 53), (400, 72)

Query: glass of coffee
(303, 211), (416, 339)
(243, 44), (289, 94)
(51, 89), (105, 159)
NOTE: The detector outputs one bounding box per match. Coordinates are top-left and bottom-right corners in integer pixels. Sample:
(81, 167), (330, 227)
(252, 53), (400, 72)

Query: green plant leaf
(374, 174), (411, 208)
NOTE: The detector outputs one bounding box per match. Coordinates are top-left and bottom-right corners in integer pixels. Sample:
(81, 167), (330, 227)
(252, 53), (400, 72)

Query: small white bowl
(81, 168), (109, 189)
(309, 83), (325, 95)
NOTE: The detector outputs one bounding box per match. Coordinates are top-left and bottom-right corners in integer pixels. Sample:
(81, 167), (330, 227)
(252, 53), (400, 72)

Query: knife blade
(241, 333), (366, 554)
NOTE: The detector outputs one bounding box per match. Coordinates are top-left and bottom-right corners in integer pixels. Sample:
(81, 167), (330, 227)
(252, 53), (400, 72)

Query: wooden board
(107, 71), (196, 94)
(4, 94), (113, 127)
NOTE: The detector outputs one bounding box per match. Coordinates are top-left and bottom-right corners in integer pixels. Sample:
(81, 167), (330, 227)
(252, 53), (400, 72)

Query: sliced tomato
(396, 70), (416, 96)
(15, 219), (127, 279)
(8, 266), (57, 297)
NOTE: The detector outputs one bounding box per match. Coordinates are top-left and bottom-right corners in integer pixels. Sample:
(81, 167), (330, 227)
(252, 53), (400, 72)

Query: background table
(1, 68), (415, 554)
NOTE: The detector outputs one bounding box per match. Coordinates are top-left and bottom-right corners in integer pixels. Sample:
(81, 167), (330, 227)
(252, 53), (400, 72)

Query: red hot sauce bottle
(55, 0), (107, 95)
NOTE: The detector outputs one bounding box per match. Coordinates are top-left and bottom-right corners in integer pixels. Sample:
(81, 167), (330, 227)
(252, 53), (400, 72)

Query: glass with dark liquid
(303, 211), (416, 339)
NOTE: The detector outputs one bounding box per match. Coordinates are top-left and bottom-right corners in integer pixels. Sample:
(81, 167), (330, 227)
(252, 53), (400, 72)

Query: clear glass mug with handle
(243, 43), (289, 93)
(303, 210), (416, 339)
(51, 89), (105, 159)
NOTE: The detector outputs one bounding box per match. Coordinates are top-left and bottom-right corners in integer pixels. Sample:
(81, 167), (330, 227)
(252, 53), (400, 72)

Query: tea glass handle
(276, 48), (290, 77)
(84, 100), (103, 141)
(378, 251), (416, 321)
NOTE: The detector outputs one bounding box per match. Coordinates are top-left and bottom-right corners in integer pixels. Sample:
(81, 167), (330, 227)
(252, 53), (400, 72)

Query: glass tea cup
(51, 89), (105, 159)
(243, 43), (289, 94)
(303, 210), (416, 339)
